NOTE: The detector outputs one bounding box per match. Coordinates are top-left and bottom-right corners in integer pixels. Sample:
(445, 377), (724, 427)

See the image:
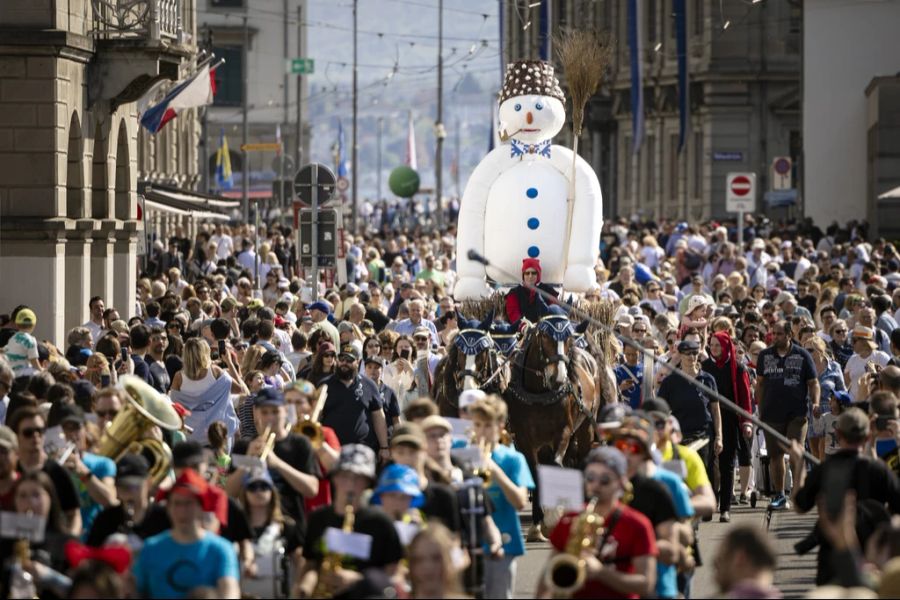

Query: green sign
(288, 58), (314, 74)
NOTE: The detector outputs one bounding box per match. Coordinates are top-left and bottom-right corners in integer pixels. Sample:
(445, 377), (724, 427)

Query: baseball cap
(583, 446), (627, 477)
(15, 308), (36, 327)
(243, 467), (275, 488)
(371, 464), (425, 508)
(390, 423), (425, 449)
(458, 389), (487, 411)
(641, 397), (671, 421)
(0, 425), (18, 451)
(253, 387), (285, 408)
(851, 325), (876, 341)
(832, 390), (853, 407)
(613, 414), (656, 455)
(338, 344), (361, 361)
(616, 314), (635, 327)
(307, 301), (331, 314)
(836, 407), (869, 439)
(597, 403), (632, 430)
(331, 444), (376, 482)
(364, 355), (386, 367)
(677, 339), (701, 353)
(420, 415), (452, 434)
(115, 453), (150, 485)
(171, 440), (206, 469)
(58, 404), (86, 426)
(247, 298), (265, 310)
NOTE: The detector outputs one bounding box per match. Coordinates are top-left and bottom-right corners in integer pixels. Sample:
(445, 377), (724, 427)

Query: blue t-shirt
(614, 362), (643, 409)
(651, 468), (694, 599)
(484, 444), (534, 557)
(76, 452), (115, 540)
(134, 530), (239, 599)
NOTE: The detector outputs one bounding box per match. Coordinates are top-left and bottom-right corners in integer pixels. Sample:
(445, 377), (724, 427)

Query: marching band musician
(297, 445), (404, 598)
(468, 395), (534, 599)
(538, 447), (658, 599)
(283, 379), (341, 513)
(227, 388), (320, 524)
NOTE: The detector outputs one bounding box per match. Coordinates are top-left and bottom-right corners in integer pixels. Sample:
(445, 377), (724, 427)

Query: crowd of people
(0, 214), (899, 599)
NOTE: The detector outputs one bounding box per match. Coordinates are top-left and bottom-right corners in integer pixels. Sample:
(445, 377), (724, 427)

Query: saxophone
(543, 497), (604, 598)
(312, 495), (356, 599)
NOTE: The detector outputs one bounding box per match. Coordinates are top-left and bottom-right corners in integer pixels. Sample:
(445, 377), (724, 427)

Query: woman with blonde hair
(170, 337), (245, 448)
(240, 344), (267, 376)
(803, 334), (846, 460)
(640, 235), (664, 271)
(407, 523), (464, 599)
(83, 352), (114, 388)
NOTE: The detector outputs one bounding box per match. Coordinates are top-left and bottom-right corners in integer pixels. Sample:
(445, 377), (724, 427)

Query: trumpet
(543, 497), (604, 597)
(293, 415), (324, 449)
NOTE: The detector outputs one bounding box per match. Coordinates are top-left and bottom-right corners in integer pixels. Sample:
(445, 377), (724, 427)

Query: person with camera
(844, 325), (890, 402)
(787, 407), (900, 585)
(868, 390), (900, 477)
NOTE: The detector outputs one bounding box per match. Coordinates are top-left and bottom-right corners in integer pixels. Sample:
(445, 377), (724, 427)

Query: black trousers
(718, 411), (740, 511)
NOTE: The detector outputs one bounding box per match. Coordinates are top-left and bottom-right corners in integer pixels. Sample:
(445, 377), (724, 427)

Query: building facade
(0, 0), (199, 345)
(502, 0), (801, 222)
(199, 0), (309, 201)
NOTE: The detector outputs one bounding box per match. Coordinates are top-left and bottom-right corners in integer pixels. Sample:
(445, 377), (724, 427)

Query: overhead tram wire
(464, 249), (821, 468)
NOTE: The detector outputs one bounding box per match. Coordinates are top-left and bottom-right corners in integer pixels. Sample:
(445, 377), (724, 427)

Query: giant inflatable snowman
(454, 60), (603, 299)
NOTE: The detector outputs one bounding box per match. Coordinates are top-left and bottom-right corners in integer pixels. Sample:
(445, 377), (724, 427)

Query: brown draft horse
(503, 313), (605, 533)
(433, 315), (510, 416)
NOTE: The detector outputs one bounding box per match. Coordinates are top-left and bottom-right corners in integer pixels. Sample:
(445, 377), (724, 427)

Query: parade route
(515, 503), (820, 598)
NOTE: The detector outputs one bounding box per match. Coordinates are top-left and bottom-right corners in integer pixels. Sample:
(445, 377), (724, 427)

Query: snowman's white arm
(456, 148), (510, 279)
(549, 148), (603, 278)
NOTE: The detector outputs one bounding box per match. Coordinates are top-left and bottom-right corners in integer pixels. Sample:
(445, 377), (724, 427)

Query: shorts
(736, 429), (752, 467)
(809, 414), (826, 438)
(763, 416), (808, 455)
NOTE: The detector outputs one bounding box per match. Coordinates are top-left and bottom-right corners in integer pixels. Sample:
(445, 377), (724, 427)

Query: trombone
(258, 425), (277, 462)
(292, 385), (327, 449)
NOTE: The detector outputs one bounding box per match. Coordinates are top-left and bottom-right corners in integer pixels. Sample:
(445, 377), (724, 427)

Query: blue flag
(337, 119), (348, 178)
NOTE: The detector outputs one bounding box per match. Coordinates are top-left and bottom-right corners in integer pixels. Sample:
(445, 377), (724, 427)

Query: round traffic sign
(293, 163), (336, 207)
(774, 157), (791, 175)
(730, 175), (752, 197)
(336, 177), (349, 192)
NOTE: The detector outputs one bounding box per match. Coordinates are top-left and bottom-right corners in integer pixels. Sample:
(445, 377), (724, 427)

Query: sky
(305, 0), (504, 199)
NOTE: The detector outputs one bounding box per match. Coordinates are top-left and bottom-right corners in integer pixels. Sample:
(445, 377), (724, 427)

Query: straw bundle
(555, 30), (613, 137)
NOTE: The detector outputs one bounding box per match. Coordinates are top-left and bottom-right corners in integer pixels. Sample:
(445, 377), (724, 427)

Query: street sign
(336, 177), (349, 192)
(288, 58), (315, 74)
(726, 172), (756, 213)
(713, 151), (744, 161)
(240, 143), (282, 152)
(293, 163), (336, 208)
(298, 208), (341, 267)
(771, 156), (792, 190)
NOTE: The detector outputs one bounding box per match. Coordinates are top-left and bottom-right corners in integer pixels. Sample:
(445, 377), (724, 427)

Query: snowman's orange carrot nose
(526, 112), (534, 124)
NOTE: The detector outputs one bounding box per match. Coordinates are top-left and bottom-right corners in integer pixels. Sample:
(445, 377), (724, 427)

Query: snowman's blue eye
(535, 102), (544, 110)
(514, 103), (522, 111)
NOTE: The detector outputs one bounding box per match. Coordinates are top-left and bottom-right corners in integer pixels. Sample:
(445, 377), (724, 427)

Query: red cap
(522, 258), (542, 282)
(157, 468), (229, 526)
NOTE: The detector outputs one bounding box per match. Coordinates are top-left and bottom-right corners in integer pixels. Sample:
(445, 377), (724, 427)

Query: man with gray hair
(390, 298), (439, 346)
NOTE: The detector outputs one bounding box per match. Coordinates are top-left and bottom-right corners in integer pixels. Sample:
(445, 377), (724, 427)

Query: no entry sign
(726, 172), (756, 213)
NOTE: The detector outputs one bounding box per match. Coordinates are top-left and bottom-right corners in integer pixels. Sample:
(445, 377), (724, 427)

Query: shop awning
(138, 182), (239, 221)
(878, 185), (900, 200)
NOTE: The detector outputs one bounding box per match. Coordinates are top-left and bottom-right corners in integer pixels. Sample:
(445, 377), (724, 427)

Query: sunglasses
(613, 438), (643, 455)
(632, 328), (647, 334)
(96, 410), (120, 419)
(833, 329), (847, 334)
(323, 353), (336, 359)
(247, 482), (272, 493)
(414, 337), (430, 342)
(681, 351), (700, 357)
(337, 355), (357, 363)
(523, 270), (538, 275)
(21, 427), (46, 438)
(653, 419), (667, 430)
(584, 473), (614, 486)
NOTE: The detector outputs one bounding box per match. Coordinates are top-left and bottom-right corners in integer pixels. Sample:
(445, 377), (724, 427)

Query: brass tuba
(97, 375), (183, 488)
(543, 497), (604, 598)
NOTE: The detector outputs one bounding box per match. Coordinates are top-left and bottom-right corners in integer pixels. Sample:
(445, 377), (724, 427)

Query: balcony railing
(91, 0), (183, 42)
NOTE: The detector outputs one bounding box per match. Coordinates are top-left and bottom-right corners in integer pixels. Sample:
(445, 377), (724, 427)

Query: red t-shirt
(549, 503), (658, 599)
(304, 426), (340, 514)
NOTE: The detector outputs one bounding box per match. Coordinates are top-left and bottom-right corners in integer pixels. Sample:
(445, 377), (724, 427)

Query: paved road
(514, 501), (819, 598)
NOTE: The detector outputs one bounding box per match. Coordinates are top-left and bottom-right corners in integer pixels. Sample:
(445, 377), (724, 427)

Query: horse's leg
(524, 448), (547, 542)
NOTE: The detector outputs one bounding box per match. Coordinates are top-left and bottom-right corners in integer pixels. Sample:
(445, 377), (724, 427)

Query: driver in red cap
(504, 258), (559, 324)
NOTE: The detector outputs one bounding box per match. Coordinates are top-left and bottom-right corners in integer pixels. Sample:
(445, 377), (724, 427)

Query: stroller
(749, 423), (771, 508)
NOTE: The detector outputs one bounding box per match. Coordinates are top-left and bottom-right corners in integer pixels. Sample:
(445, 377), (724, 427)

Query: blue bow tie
(510, 139), (551, 159)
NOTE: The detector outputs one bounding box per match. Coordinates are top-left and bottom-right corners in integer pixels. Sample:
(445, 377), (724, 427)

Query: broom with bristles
(556, 30), (612, 295)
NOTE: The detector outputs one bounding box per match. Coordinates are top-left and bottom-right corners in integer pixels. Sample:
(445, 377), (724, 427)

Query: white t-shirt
(640, 246), (664, 270)
(210, 234), (234, 261)
(845, 350), (890, 400)
(4, 331), (38, 376)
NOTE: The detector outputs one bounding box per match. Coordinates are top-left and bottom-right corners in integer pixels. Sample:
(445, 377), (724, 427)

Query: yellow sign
(240, 143), (282, 152)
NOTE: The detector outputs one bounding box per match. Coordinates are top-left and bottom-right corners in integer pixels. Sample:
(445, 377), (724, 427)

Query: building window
(693, 130), (703, 199)
(209, 0), (245, 8)
(692, 0), (704, 36)
(212, 45), (243, 106)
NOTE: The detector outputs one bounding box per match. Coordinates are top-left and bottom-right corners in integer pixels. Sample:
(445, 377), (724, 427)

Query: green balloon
(389, 166), (420, 198)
